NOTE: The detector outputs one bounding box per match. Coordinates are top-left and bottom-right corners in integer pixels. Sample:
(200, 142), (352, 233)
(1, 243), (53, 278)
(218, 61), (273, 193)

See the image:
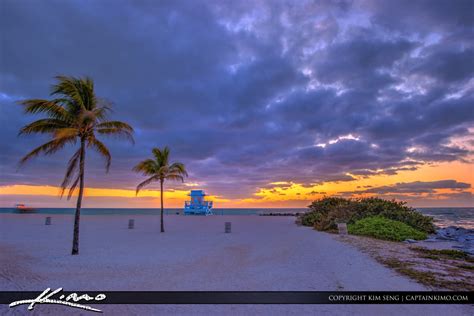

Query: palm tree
(18, 75), (134, 255)
(133, 147), (187, 232)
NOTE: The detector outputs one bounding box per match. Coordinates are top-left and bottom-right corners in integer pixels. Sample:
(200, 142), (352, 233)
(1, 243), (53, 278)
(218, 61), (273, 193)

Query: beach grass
(410, 247), (471, 260)
(457, 264), (474, 270)
(341, 235), (474, 291)
(380, 256), (474, 291)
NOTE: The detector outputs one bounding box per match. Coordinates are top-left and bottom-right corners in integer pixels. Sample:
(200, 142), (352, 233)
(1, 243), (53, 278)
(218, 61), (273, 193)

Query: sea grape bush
(348, 216), (428, 241)
(301, 197), (435, 233)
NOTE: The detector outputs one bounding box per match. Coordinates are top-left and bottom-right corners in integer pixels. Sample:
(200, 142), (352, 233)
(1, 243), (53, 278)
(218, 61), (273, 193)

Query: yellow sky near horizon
(1, 160), (472, 208)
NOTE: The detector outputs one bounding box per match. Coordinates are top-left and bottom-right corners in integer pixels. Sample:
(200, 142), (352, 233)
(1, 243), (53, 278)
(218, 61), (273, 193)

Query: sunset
(0, 0), (473, 314)
(1, 0), (473, 209)
(1, 159), (473, 208)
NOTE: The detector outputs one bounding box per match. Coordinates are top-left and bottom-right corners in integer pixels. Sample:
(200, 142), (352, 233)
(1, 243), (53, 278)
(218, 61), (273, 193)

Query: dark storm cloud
(366, 0), (474, 33)
(0, 0), (473, 200)
(346, 180), (471, 195)
(313, 35), (415, 90)
(408, 47), (474, 84)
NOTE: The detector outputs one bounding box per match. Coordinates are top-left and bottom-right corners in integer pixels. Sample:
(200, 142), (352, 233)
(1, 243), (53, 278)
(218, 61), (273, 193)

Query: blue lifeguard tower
(184, 190), (213, 215)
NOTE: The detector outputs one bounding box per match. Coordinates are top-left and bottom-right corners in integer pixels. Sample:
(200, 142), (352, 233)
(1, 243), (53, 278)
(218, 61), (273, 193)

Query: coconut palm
(133, 147), (187, 232)
(18, 75), (134, 255)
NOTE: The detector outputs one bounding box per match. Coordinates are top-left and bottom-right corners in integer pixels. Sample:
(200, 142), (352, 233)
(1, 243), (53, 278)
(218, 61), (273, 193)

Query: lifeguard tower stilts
(184, 190), (213, 215)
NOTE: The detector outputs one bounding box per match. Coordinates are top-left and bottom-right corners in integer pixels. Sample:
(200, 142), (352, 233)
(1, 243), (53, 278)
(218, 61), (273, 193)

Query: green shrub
(313, 204), (354, 232)
(300, 211), (322, 226)
(307, 197), (355, 214)
(300, 197), (435, 233)
(354, 198), (435, 233)
(348, 216), (427, 241)
(301, 197), (355, 227)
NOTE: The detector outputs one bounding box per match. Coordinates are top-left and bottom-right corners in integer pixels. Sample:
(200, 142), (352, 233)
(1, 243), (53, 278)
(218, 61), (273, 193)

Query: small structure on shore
(337, 223), (348, 235)
(184, 190), (213, 215)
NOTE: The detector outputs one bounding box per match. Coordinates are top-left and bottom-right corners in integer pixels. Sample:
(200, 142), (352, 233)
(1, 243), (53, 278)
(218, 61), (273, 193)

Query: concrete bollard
(128, 219), (135, 229)
(45, 217), (51, 225)
(337, 223), (348, 235)
(225, 222), (231, 233)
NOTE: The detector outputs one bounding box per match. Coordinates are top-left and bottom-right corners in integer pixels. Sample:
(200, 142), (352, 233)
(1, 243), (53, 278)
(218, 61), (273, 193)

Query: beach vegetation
(354, 198), (435, 233)
(18, 75), (134, 255)
(457, 264), (474, 270)
(300, 210), (322, 226)
(301, 197), (354, 228)
(380, 257), (474, 291)
(410, 247), (471, 260)
(133, 147), (187, 232)
(301, 197), (435, 234)
(347, 216), (428, 241)
(420, 255), (441, 260)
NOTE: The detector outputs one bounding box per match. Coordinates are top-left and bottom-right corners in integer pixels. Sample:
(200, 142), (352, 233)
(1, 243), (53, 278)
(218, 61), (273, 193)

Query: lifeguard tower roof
(184, 190), (213, 215)
(190, 190), (206, 196)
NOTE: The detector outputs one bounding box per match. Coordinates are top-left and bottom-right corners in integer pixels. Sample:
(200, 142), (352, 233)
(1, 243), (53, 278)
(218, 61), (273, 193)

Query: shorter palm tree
(133, 147), (187, 232)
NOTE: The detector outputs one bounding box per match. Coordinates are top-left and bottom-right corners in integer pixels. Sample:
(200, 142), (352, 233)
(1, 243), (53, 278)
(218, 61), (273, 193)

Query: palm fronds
(67, 175), (81, 200)
(136, 175), (160, 195)
(19, 136), (77, 165)
(18, 118), (69, 135)
(132, 159), (158, 176)
(60, 149), (81, 197)
(133, 147), (188, 190)
(96, 120), (134, 143)
(133, 147), (188, 233)
(20, 99), (71, 121)
(133, 149), (188, 188)
(88, 138), (111, 171)
(19, 75), (134, 192)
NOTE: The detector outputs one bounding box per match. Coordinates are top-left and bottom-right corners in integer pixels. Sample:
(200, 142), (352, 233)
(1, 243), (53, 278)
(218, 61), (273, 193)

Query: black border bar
(1, 291), (473, 304)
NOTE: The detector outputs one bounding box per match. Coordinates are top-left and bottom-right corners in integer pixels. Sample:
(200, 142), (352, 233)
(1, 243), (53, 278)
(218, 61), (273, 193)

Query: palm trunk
(71, 138), (86, 255)
(160, 179), (165, 233)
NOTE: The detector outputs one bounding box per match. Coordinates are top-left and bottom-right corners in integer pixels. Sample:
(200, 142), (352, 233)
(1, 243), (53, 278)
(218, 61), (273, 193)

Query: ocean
(0, 207), (473, 229)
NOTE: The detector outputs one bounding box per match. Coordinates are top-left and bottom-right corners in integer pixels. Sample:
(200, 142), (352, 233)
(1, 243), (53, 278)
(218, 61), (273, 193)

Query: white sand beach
(0, 214), (471, 315)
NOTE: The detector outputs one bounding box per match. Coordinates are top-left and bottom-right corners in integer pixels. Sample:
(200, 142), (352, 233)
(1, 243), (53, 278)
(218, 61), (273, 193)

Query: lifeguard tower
(184, 190), (213, 215)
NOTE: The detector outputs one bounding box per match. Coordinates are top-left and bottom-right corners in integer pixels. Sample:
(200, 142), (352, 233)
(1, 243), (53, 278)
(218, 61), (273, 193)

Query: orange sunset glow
(2, 159), (472, 208)
(1, 0), (473, 211)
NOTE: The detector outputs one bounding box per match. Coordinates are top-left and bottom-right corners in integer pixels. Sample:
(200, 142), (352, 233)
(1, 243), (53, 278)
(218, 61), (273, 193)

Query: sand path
(0, 214), (471, 315)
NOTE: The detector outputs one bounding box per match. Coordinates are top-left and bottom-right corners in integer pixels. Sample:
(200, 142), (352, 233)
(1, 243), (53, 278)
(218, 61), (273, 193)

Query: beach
(1, 214), (471, 315)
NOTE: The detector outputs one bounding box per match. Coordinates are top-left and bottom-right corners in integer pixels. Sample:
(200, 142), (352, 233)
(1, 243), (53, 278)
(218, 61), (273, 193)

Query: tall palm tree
(133, 147), (187, 232)
(18, 75), (134, 255)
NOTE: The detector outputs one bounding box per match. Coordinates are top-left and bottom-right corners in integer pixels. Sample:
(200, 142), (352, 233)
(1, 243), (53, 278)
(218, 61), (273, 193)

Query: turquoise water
(0, 207), (472, 229)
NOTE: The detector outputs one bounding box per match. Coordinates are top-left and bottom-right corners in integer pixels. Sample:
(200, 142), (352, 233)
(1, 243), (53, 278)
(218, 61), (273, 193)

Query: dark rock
(436, 235), (453, 241)
(436, 227), (474, 241)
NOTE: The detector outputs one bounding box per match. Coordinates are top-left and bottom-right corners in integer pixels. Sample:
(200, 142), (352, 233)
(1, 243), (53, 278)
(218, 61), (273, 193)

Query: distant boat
(15, 204), (36, 213)
(184, 190), (213, 215)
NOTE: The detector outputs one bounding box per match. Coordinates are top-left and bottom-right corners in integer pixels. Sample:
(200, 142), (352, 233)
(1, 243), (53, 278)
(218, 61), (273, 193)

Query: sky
(0, 0), (473, 208)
